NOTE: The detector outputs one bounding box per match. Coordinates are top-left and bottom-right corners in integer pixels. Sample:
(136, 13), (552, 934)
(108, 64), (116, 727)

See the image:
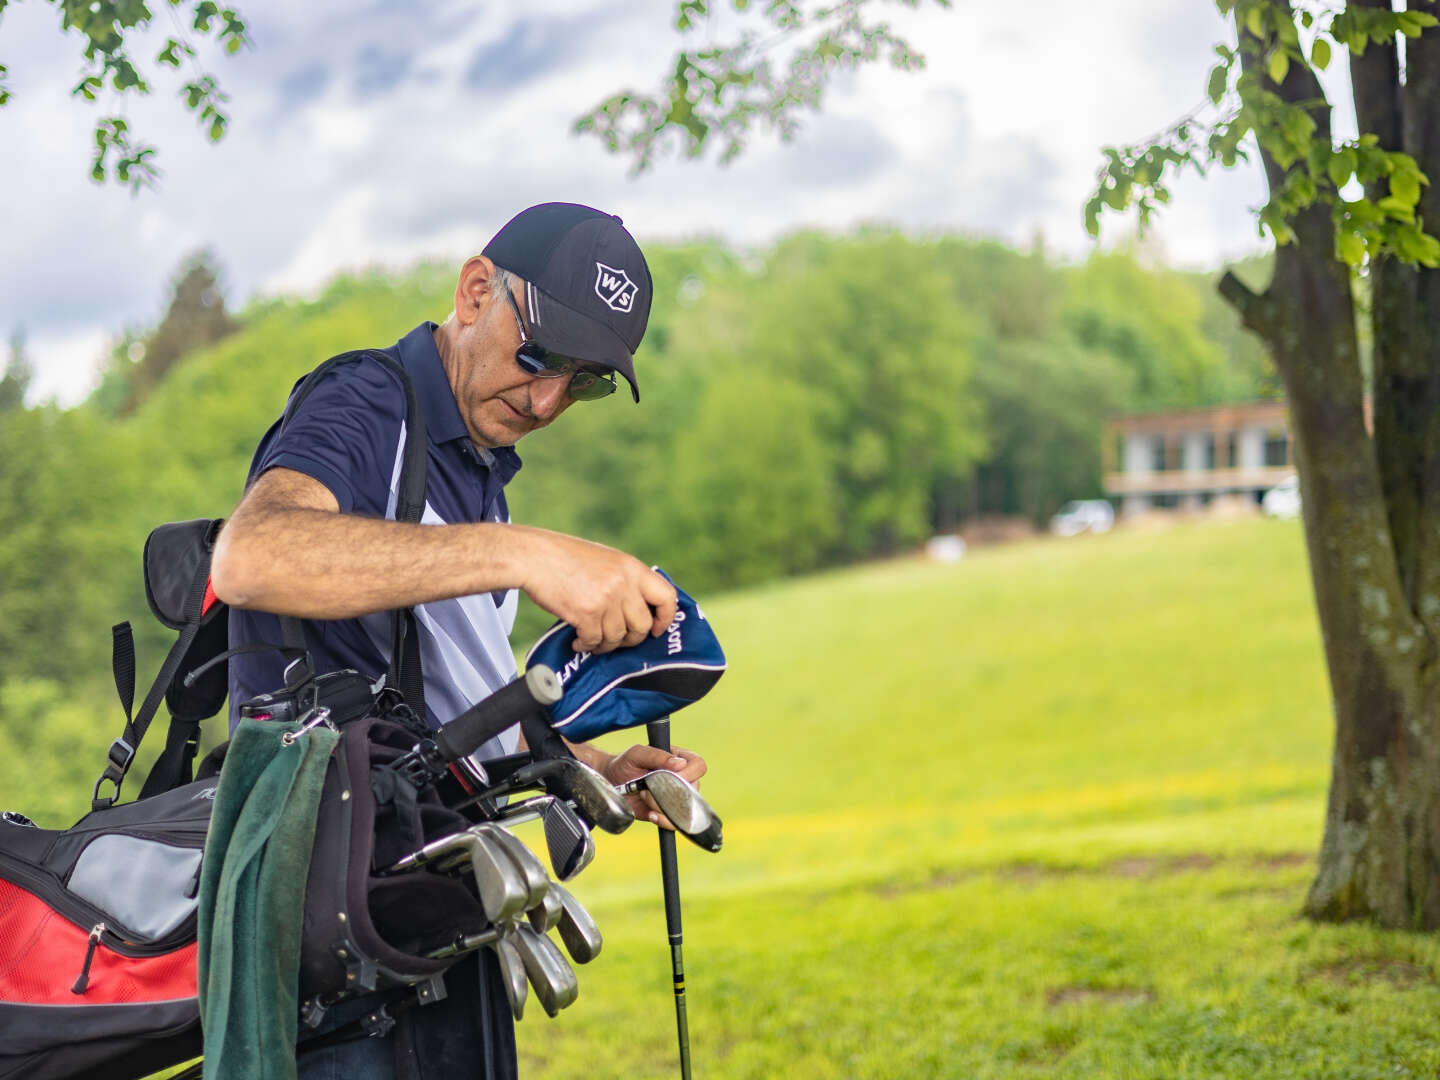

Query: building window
(1151, 439), (1168, 472)
(1226, 432), (1238, 467)
(1264, 429), (1288, 467)
(1204, 434), (1216, 469)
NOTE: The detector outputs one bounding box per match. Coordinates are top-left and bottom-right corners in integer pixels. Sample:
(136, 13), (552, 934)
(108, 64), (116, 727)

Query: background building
(1103, 401), (1292, 516)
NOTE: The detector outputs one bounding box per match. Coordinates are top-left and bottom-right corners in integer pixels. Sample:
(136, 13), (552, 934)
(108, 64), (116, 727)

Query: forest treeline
(0, 230), (1271, 820)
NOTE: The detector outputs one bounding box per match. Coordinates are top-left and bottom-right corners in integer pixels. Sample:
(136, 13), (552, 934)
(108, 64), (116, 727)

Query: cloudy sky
(2, 0), (1294, 404)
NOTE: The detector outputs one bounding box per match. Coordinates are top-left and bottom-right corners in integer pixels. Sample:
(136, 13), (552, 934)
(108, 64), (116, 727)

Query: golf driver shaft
(649, 716), (692, 1080)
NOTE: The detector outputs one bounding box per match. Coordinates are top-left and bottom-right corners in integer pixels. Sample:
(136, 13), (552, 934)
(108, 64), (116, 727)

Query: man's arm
(211, 467), (678, 653)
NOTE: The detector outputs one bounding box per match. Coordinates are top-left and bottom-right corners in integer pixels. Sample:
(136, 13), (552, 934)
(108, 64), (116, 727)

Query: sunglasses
(504, 288), (617, 401)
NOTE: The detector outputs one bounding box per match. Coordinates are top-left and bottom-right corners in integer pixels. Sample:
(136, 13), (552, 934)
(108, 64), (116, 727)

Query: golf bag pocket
(0, 778), (215, 1080)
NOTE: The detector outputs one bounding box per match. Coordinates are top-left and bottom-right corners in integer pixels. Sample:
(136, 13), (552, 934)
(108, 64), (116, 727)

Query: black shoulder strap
(94, 350), (431, 809)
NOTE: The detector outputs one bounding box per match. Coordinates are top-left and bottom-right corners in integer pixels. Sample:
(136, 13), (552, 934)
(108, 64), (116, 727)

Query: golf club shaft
(648, 716), (692, 1080)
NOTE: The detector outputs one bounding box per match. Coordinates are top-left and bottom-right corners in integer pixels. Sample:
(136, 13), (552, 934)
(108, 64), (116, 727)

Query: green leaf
(1377, 196), (1415, 220)
(1327, 148), (1355, 189)
(1245, 5), (1266, 38)
(1336, 230), (1366, 266)
(1300, 10), (1313, 29)
(1311, 37), (1331, 70)
(1084, 196), (1102, 237)
(1390, 170), (1421, 207)
(1267, 49), (1290, 84)
(1207, 62), (1228, 104)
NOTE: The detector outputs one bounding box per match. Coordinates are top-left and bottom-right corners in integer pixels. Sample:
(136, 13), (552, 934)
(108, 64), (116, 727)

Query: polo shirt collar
(397, 322), (472, 445)
(396, 322), (524, 484)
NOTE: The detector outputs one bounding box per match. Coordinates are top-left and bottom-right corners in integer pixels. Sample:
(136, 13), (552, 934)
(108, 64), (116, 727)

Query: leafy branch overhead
(1086, 0), (1440, 269)
(575, 0), (950, 173)
(0, 0), (248, 191)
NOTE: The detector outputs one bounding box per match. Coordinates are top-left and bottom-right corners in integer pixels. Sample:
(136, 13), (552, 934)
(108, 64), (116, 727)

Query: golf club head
(540, 796), (595, 880)
(492, 934), (528, 1021)
(541, 759), (635, 835)
(526, 887), (563, 934)
(627, 770), (724, 853)
(460, 831), (531, 925)
(512, 923), (579, 1017)
(548, 881), (602, 964)
(474, 823), (551, 909)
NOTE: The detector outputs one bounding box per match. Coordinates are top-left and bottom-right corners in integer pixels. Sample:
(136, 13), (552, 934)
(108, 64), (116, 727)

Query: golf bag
(0, 349), (494, 1080)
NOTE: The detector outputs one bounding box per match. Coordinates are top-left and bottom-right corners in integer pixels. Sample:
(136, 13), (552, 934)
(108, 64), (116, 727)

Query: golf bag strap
(291, 350), (429, 718)
(94, 552), (211, 811)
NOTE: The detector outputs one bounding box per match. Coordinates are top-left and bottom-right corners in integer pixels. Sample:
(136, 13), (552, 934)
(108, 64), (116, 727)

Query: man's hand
(592, 744), (707, 831)
(514, 527), (678, 653)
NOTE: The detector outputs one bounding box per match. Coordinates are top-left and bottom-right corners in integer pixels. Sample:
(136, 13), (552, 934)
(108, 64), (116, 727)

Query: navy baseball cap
(482, 202), (652, 402)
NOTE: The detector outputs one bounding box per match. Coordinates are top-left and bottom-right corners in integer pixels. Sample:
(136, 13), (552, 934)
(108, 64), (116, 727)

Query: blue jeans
(297, 994), (397, 1080)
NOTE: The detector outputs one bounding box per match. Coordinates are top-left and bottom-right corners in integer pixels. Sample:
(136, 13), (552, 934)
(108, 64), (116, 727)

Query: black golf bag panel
(0, 347), (453, 1080)
(297, 712), (490, 1006)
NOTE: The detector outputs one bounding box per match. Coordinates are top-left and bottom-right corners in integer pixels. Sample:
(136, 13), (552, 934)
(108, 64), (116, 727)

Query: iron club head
(547, 881), (603, 964)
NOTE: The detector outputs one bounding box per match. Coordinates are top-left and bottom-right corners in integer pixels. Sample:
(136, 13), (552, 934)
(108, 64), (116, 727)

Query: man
(211, 203), (707, 1078)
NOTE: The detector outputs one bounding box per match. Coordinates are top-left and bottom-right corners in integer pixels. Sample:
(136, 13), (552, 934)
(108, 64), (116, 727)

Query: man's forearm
(212, 504), (532, 618)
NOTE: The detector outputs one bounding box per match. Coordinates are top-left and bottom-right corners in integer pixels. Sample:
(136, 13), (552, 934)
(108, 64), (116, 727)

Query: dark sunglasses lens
(516, 344), (574, 377)
(568, 372), (617, 401)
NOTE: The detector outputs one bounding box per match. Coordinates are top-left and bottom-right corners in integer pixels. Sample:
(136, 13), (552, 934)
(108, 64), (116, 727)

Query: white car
(1050, 499), (1115, 537)
(1262, 476), (1301, 519)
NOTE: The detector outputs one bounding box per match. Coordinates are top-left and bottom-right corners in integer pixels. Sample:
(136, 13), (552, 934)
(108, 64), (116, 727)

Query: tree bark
(1219, 2), (1440, 928)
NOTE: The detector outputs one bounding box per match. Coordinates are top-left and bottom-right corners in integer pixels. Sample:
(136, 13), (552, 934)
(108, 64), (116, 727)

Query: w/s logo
(594, 262), (639, 314)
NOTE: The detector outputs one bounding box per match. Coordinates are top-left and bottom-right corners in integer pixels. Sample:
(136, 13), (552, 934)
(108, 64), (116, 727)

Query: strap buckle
(91, 737), (135, 810)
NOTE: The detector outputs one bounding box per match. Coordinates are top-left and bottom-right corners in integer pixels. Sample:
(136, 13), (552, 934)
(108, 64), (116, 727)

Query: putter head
(628, 770), (724, 853)
(512, 923), (579, 1017)
(493, 934), (528, 1021)
(540, 796), (595, 880)
(548, 881), (602, 964)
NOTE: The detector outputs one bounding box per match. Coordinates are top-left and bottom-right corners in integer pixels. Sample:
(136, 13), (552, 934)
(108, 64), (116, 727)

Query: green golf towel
(197, 715), (339, 1080)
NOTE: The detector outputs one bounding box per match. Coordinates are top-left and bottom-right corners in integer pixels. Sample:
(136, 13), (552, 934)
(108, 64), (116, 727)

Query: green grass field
(501, 516), (1440, 1079)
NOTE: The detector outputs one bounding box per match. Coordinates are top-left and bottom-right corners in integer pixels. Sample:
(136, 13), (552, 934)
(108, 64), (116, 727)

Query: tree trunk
(1218, 1), (1440, 928)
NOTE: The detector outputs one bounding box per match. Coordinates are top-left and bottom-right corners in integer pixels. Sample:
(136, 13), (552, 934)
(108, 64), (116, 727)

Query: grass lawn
(508, 517), (1440, 1078)
(150, 516), (1440, 1078)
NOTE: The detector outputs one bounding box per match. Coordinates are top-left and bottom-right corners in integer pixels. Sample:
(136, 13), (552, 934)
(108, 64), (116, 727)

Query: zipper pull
(71, 923), (104, 994)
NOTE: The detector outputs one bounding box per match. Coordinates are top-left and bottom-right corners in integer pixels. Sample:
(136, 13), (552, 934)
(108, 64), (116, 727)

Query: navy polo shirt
(227, 323), (524, 742)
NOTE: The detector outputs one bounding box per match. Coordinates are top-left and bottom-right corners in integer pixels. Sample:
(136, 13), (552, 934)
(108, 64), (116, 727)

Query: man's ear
(454, 255), (498, 327)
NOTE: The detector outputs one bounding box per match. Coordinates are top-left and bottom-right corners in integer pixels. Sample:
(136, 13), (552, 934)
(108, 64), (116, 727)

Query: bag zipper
(0, 849), (198, 955)
(71, 923), (105, 994)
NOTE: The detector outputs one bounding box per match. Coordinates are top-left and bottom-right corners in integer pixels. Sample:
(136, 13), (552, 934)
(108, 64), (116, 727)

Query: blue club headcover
(522, 570), (726, 742)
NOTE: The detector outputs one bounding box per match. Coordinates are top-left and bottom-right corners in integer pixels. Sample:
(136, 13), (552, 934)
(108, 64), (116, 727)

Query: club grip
(433, 665), (561, 764)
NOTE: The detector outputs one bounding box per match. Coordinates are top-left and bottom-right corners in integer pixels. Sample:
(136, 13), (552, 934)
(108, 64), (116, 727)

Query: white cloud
(0, 0), (1275, 404)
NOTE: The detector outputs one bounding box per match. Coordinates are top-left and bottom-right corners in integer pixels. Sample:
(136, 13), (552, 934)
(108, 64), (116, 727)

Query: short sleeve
(250, 360), (407, 516)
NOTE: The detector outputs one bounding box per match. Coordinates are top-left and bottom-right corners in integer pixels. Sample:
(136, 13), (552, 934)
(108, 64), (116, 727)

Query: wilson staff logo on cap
(594, 263), (638, 313)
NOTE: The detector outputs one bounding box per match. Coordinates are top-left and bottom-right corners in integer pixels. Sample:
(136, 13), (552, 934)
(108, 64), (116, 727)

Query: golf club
(547, 881), (602, 964)
(474, 823), (550, 910)
(620, 769), (723, 854)
(493, 934), (528, 1021)
(511, 923), (579, 1017)
(526, 887), (563, 934)
(496, 794), (596, 881)
(380, 830), (529, 926)
(648, 716), (692, 1080)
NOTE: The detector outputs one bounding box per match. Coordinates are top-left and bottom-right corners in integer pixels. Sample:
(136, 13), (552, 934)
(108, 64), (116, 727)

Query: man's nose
(529, 375), (569, 419)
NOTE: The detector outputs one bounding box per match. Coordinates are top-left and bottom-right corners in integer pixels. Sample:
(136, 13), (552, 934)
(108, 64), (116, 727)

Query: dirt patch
(1308, 957), (1434, 989)
(870, 869), (973, 898)
(1251, 852), (1310, 871)
(1107, 854), (1217, 877)
(1046, 985), (1156, 1008)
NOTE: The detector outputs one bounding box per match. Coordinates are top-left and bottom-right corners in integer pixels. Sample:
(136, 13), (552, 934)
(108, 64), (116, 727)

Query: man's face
(447, 277), (579, 449)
